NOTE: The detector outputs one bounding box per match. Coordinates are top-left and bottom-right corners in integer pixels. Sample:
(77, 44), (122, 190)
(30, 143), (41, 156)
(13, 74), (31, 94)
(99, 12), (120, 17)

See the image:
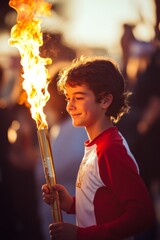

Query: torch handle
(45, 172), (62, 223)
(37, 129), (63, 222)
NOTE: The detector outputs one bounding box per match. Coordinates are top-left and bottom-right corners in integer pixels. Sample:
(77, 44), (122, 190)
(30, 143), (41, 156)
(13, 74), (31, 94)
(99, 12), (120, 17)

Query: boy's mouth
(71, 113), (81, 118)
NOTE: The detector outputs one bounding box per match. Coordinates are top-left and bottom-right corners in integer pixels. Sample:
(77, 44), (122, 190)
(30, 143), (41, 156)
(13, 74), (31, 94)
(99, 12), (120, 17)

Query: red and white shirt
(69, 127), (155, 240)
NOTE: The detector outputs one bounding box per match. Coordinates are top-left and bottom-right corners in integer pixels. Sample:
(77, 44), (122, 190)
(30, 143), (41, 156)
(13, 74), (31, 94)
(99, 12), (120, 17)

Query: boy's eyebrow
(66, 91), (87, 96)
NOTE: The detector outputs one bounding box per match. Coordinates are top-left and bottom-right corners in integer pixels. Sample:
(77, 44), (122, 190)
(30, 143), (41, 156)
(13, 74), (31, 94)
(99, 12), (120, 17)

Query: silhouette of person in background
(40, 33), (76, 64)
(120, 23), (155, 91)
(155, 0), (160, 41)
(132, 47), (160, 219)
(7, 104), (43, 240)
(120, 23), (136, 77)
(0, 64), (16, 239)
(0, 64), (44, 240)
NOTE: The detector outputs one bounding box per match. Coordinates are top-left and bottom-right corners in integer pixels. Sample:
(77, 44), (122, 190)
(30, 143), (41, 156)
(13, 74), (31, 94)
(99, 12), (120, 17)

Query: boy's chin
(72, 120), (82, 127)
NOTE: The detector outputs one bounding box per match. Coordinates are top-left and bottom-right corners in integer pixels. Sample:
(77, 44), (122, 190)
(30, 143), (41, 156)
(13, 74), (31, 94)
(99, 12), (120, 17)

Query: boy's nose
(67, 99), (75, 111)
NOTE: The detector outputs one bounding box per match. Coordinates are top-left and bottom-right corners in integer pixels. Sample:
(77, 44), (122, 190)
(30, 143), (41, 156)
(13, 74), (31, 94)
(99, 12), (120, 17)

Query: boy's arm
(67, 197), (76, 214)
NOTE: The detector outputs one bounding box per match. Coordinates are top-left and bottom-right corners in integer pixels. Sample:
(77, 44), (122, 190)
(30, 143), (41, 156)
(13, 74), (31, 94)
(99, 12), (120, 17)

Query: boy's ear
(101, 94), (113, 109)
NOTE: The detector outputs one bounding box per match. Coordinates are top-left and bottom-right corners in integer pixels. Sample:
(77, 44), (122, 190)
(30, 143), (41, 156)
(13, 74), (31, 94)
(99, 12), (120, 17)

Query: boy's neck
(85, 119), (113, 141)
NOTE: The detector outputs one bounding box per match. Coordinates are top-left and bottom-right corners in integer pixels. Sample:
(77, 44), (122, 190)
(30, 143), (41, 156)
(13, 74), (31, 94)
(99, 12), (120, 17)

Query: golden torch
(8, 0), (62, 222)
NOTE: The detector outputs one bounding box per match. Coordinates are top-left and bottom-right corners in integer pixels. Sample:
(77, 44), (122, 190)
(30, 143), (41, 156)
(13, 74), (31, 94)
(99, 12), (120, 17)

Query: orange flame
(8, 0), (52, 129)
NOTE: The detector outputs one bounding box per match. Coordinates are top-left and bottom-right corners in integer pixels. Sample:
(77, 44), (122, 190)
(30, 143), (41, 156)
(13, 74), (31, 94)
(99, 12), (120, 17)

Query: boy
(42, 56), (155, 240)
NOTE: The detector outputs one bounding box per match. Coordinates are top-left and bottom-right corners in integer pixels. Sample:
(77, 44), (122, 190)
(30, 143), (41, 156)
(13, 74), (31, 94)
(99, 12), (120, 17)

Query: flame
(8, 0), (52, 129)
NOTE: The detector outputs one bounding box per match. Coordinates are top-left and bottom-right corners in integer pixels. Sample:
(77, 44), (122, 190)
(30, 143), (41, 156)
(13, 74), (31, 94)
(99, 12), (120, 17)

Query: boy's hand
(49, 222), (78, 240)
(42, 183), (74, 212)
(42, 184), (54, 205)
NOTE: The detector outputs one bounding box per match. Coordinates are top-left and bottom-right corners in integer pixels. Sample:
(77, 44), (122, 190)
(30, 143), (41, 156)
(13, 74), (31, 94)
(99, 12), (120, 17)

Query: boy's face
(65, 84), (106, 128)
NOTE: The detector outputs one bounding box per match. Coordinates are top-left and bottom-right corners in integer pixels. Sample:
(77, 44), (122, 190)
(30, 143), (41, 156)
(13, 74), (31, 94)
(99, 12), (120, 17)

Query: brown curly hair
(57, 56), (131, 123)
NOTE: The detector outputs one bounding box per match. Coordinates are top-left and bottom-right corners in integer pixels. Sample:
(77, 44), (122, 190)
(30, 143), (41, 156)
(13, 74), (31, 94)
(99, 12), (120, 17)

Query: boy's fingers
(42, 184), (50, 193)
(51, 184), (64, 192)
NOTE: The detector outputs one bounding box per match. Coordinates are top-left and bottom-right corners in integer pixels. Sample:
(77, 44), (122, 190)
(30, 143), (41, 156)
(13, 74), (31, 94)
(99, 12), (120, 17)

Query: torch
(37, 128), (62, 222)
(8, 0), (62, 222)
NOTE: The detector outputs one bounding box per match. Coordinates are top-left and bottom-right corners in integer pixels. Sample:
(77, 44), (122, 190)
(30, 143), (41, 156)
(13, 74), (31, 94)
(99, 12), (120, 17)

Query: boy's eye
(76, 97), (83, 100)
(65, 97), (83, 101)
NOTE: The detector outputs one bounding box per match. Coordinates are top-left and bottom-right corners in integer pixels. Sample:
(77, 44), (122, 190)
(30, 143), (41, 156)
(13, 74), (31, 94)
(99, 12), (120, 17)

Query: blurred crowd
(0, 0), (160, 240)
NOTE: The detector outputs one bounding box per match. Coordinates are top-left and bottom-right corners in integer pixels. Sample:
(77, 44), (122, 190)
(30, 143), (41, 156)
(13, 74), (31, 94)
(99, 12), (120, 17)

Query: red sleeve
(67, 197), (76, 214)
(77, 143), (156, 240)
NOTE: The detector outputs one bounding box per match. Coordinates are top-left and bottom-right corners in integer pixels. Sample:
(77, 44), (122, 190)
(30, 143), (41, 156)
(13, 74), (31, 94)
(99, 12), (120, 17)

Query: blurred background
(0, 0), (160, 239)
